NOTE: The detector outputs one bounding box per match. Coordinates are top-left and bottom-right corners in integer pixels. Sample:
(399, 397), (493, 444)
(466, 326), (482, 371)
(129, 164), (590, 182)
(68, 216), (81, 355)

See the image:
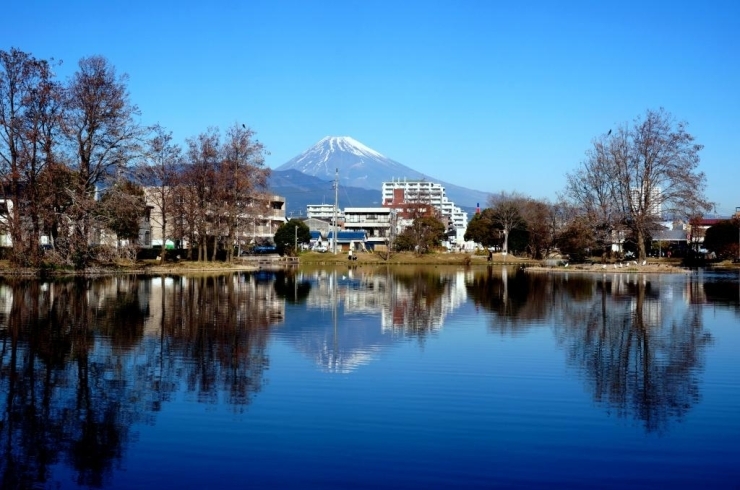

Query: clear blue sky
(4, 1), (739, 215)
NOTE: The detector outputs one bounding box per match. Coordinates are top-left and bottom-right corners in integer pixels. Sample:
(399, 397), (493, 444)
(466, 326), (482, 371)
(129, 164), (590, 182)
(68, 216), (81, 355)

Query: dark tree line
(0, 47), (269, 268)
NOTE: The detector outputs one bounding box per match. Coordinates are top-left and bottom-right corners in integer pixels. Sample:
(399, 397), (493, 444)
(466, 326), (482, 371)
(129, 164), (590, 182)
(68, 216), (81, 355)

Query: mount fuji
(272, 136), (491, 215)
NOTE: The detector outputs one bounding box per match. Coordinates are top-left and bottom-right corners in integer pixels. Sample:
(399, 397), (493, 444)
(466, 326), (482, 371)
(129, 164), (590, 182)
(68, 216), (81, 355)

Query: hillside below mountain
(268, 169), (382, 216)
(274, 136), (490, 214)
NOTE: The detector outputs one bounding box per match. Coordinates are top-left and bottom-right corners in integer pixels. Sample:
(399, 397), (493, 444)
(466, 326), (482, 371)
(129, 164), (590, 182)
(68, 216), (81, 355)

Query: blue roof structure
(327, 231), (367, 242)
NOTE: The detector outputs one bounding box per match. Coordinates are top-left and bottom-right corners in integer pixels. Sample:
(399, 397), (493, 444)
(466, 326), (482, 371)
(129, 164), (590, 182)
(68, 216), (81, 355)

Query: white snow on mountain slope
(324, 136), (384, 159)
(277, 136), (415, 185)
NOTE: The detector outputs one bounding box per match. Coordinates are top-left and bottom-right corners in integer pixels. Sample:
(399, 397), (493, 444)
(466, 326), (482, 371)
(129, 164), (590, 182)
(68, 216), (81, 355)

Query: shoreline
(524, 263), (692, 274)
(0, 252), (736, 277)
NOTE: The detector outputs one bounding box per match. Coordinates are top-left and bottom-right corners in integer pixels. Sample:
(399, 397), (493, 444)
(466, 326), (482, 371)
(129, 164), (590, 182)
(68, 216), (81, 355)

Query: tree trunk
(160, 218), (166, 259)
(637, 228), (647, 262)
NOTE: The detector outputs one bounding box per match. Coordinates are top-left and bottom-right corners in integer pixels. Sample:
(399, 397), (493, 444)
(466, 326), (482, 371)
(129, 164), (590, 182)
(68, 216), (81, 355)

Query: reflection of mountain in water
(277, 269), (469, 372)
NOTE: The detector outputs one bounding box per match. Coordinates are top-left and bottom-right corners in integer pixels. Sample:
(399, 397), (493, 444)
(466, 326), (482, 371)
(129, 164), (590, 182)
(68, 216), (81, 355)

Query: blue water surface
(1, 268), (738, 489)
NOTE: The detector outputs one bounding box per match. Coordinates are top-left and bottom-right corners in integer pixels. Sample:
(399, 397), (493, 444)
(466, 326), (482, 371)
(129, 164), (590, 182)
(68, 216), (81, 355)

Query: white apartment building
(306, 203), (344, 223)
(382, 179), (468, 241)
(630, 186), (663, 218)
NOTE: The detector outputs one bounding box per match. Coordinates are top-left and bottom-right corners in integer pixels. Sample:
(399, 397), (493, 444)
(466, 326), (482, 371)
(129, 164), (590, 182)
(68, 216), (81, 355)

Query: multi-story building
(630, 186), (663, 218)
(1, 194), (152, 250)
(145, 188), (286, 248)
(343, 207), (393, 250)
(381, 179), (468, 242)
(306, 203), (344, 224)
(250, 195), (287, 244)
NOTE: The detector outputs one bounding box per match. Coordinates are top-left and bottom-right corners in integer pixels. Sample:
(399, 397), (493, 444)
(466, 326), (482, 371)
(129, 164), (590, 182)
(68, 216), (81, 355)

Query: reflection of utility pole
(333, 269), (338, 363)
(333, 168), (338, 255)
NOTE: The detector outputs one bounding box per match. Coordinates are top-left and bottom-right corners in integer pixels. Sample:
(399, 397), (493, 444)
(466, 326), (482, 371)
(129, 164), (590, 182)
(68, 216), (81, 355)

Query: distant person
(488, 249), (493, 262)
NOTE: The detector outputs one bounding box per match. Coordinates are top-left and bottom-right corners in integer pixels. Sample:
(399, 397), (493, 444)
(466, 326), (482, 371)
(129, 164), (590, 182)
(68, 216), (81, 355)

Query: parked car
(253, 245), (278, 254)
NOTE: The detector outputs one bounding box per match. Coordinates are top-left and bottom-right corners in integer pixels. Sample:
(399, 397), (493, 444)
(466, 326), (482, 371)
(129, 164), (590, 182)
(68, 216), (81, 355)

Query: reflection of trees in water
(553, 276), (712, 433)
(0, 273), (281, 488)
(467, 270), (714, 433)
(466, 268), (596, 334)
(163, 274), (276, 407)
(0, 278), (148, 488)
(699, 273), (740, 311)
(388, 268), (452, 341)
(272, 270), (312, 304)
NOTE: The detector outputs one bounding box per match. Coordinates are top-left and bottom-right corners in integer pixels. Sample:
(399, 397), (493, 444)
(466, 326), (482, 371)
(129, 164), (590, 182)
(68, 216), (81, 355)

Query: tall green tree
(274, 219), (310, 255)
(464, 209), (500, 248)
(395, 215), (446, 255)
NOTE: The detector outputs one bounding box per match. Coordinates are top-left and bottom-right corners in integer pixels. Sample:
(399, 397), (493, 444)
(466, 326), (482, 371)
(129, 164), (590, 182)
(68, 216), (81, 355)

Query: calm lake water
(1, 266), (739, 489)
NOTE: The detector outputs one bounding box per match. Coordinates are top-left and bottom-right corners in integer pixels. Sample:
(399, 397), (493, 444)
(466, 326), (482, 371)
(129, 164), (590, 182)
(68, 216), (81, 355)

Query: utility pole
(294, 222), (298, 255)
(333, 168), (338, 254)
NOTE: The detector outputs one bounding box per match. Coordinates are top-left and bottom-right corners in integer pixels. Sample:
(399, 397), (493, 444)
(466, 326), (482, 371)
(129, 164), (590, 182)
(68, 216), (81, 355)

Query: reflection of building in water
(313, 341), (385, 374)
(0, 283), (12, 322)
(300, 270), (468, 332)
(285, 270), (469, 372)
(382, 270), (468, 333)
(142, 274), (285, 336)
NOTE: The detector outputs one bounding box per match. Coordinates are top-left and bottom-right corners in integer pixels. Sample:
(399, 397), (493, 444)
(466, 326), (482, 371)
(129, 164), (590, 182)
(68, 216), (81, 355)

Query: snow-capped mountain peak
(317, 136), (385, 160)
(276, 136), (416, 186)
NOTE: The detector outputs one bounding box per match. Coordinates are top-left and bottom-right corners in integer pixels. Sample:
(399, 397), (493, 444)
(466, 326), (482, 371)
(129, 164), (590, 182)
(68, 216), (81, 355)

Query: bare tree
(139, 124), (181, 257)
(97, 179), (146, 258)
(569, 109), (712, 261)
(0, 48), (63, 265)
(183, 129), (219, 261)
(565, 136), (624, 261)
(171, 183), (199, 260)
(64, 55), (142, 266)
(220, 123), (269, 261)
(38, 161), (76, 258)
